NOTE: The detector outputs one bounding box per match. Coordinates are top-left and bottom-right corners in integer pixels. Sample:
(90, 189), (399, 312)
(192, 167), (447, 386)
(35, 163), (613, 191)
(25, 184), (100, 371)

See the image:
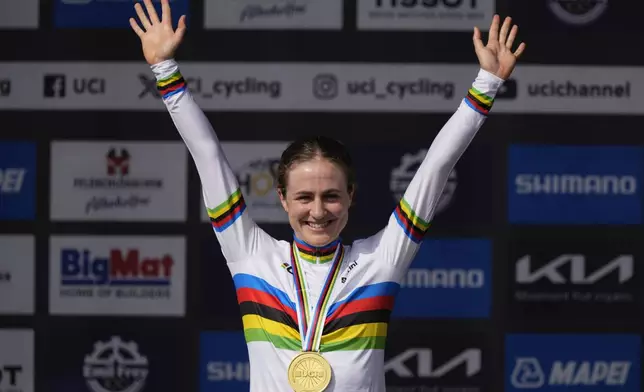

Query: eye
(325, 193), (340, 200)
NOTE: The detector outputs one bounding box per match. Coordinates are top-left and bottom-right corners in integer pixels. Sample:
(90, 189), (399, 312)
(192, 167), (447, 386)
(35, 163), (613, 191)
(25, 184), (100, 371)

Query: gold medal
(287, 352), (332, 392)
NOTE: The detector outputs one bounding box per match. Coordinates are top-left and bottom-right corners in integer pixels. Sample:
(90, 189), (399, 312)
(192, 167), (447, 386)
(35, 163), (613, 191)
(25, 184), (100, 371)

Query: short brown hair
(277, 136), (356, 196)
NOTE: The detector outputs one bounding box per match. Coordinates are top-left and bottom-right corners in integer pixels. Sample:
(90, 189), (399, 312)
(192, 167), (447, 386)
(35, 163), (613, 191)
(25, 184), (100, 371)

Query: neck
(292, 233), (341, 264)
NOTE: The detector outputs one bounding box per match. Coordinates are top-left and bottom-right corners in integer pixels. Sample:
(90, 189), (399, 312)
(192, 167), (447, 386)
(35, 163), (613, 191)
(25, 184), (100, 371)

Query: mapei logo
(0, 168), (27, 194)
(385, 348), (481, 378)
(516, 254), (634, 285)
(83, 336), (149, 392)
(511, 357), (632, 389)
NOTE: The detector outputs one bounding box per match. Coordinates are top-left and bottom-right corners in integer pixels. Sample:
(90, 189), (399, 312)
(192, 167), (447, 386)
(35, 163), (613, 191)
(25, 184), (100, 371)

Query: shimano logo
(528, 81), (630, 98)
(511, 357), (631, 388)
(207, 361), (250, 382)
(401, 268), (484, 288)
(515, 174), (637, 195)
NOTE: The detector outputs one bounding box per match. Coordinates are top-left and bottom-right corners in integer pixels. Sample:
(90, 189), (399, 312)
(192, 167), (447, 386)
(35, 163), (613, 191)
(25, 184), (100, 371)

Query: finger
(134, 3), (151, 29)
(174, 15), (187, 42)
(472, 26), (485, 52)
(514, 42), (527, 59)
(161, 0), (171, 25)
(143, 0), (160, 25)
(506, 25), (518, 49)
(499, 16), (512, 44)
(129, 17), (145, 37)
(487, 14), (500, 44)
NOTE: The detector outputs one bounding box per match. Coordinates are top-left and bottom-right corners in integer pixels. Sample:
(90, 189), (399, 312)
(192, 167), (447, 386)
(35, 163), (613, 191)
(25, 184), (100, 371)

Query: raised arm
(130, 0), (275, 262)
(377, 15), (526, 273)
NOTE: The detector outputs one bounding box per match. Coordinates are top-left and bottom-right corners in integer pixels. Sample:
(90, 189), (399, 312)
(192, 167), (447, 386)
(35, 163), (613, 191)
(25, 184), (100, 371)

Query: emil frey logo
(59, 248), (174, 299)
(84, 336), (149, 392)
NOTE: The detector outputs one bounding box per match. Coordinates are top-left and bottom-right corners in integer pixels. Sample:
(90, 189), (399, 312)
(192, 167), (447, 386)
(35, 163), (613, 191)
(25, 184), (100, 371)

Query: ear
(277, 188), (289, 212)
(348, 186), (356, 206)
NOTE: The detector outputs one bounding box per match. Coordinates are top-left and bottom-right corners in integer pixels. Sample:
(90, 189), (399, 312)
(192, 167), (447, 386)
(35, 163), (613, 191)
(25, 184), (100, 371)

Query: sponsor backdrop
(1, 0), (644, 391)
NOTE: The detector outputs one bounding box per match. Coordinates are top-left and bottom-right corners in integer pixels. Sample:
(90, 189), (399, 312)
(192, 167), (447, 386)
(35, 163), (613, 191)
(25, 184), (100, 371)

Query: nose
(310, 198), (326, 220)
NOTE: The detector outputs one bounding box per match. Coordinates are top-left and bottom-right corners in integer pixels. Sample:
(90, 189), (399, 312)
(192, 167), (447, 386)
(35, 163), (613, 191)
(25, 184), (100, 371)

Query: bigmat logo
(199, 331), (249, 392)
(506, 334), (640, 391)
(49, 236), (186, 316)
(392, 238), (491, 318)
(508, 145), (643, 224)
(508, 237), (640, 322)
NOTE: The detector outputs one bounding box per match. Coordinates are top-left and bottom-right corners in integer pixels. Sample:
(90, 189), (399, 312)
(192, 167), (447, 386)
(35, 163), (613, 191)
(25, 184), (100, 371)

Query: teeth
(308, 222), (330, 229)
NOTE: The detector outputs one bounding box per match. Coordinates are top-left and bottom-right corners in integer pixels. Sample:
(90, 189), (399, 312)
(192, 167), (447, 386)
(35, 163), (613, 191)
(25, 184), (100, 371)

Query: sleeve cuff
(472, 68), (505, 99)
(150, 59), (179, 81)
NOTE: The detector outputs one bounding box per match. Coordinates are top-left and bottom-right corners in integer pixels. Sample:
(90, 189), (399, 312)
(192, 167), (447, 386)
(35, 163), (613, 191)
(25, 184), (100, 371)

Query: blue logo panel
(392, 238), (491, 318)
(54, 0), (189, 28)
(0, 142), (36, 220)
(199, 331), (249, 392)
(508, 145), (643, 224)
(505, 334), (640, 391)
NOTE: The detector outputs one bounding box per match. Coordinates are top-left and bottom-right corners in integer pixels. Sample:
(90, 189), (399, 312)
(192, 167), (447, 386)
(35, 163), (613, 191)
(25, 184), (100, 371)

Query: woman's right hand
(129, 0), (187, 66)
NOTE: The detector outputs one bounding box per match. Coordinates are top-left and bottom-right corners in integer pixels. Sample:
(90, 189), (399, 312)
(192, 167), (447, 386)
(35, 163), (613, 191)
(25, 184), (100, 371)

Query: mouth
(304, 221), (334, 230)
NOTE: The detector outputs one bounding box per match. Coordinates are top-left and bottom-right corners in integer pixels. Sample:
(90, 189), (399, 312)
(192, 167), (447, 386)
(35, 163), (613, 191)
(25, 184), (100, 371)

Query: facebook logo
(44, 75), (66, 97)
(0, 142), (36, 220)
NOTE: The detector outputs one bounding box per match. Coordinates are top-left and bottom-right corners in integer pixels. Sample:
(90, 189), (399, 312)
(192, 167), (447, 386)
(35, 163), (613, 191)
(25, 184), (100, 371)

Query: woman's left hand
(473, 14), (526, 80)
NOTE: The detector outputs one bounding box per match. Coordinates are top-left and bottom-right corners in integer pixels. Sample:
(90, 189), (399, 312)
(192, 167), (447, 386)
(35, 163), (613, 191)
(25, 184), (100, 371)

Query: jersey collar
(292, 234), (342, 265)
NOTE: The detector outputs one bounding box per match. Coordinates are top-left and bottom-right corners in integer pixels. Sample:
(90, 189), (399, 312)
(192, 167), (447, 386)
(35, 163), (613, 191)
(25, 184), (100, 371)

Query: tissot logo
(0, 364), (22, 387)
(509, 239), (640, 321)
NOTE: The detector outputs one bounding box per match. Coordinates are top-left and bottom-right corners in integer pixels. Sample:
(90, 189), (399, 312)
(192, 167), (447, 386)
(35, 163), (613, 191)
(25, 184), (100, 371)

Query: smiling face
(278, 156), (353, 247)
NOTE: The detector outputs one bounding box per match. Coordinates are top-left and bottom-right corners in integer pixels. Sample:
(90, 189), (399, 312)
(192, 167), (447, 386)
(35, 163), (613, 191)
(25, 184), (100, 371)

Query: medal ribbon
(290, 241), (345, 352)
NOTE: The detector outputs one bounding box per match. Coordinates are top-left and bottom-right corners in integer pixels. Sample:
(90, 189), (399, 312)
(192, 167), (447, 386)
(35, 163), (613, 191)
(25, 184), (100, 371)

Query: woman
(130, 1), (525, 391)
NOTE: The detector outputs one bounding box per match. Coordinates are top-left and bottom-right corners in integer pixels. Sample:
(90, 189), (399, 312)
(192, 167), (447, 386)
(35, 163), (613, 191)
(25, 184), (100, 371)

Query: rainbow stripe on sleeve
(156, 70), (187, 100)
(464, 86), (493, 115)
(393, 198), (430, 243)
(207, 189), (246, 232)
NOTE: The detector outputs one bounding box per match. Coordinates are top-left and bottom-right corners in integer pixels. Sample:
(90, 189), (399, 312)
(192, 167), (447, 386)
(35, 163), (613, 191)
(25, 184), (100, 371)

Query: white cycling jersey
(151, 59), (503, 392)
